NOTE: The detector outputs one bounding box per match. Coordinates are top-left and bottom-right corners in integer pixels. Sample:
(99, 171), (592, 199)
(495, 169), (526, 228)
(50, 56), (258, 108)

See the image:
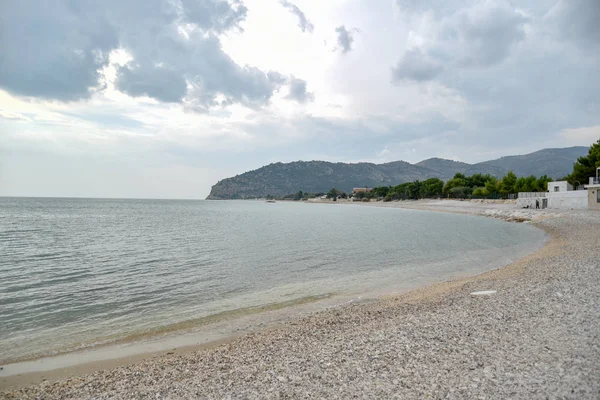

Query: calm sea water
(0, 198), (546, 363)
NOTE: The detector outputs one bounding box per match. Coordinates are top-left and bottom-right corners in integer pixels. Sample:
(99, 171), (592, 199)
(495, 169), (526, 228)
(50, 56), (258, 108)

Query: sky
(0, 0), (599, 199)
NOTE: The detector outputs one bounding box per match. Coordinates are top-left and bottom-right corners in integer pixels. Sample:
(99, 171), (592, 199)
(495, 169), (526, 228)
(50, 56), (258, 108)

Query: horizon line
(0, 196), (207, 201)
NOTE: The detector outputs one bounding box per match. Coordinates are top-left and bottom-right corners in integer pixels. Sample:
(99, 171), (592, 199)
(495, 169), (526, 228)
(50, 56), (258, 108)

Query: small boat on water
(265, 200), (276, 203)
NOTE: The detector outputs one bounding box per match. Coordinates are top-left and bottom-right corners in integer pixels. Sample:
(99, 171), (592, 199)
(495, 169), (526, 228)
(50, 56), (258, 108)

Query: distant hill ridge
(206, 146), (587, 199)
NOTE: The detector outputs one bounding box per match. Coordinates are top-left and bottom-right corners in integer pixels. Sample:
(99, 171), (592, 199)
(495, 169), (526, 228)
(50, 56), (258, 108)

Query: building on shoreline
(548, 181), (572, 192)
(517, 180), (589, 210)
(352, 187), (373, 194)
(585, 168), (600, 211)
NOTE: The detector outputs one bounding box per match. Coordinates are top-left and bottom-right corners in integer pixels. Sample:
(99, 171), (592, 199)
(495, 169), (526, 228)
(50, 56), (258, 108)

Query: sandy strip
(1, 203), (599, 399)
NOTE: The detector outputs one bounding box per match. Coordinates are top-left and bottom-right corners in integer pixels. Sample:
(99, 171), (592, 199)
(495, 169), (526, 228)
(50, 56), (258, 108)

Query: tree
(469, 174), (492, 188)
(514, 176), (534, 193)
(450, 186), (473, 198)
(536, 175), (552, 192)
(443, 176), (467, 197)
(407, 181), (422, 199)
(373, 186), (391, 198)
(472, 187), (488, 197)
(294, 190), (303, 200)
(326, 188), (339, 199)
(568, 139), (600, 185)
(500, 171), (517, 195)
(421, 178), (444, 198)
(484, 177), (501, 196)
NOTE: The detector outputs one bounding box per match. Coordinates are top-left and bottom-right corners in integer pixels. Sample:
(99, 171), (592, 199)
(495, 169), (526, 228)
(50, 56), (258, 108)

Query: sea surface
(0, 198), (546, 364)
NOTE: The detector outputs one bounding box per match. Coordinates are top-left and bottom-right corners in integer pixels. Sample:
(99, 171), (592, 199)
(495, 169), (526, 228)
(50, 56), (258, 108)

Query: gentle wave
(0, 292), (334, 364)
(0, 198), (546, 363)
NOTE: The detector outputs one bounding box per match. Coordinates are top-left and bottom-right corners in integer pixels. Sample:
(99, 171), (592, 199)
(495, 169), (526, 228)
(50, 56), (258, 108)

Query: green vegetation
(272, 172), (553, 202)
(254, 167), (563, 202)
(372, 172), (552, 201)
(206, 147), (588, 199)
(263, 189), (343, 201)
(567, 139), (600, 186)
(244, 141), (600, 202)
(327, 188), (342, 200)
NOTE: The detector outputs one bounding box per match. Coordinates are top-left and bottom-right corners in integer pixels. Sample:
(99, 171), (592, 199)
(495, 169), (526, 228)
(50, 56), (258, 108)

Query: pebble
(2, 210), (599, 399)
(470, 290), (497, 296)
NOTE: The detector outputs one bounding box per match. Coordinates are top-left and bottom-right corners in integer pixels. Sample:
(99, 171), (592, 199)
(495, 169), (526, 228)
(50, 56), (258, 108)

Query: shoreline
(0, 203), (546, 388)
(2, 203), (598, 398)
(304, 197), (562, 222)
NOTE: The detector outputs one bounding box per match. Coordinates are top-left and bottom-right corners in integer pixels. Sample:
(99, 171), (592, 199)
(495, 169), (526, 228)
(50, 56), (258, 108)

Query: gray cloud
(180, 0), (248, 33)
(335, 25), (357, 54)
(547, 0), (600, 48)
(387, 0), (600, 151)
(266, 71), (288, 85)
(0, 0), (295, 108)
(279, 1), (314, 33)
(115, 65), (188, 103)
(117, 30), (284, 109)
(0, 1), (117, 101)
(447, 1), (529, 67)
(3, 0), (600, 199)
(395, 0), (468, 16)
(390, 1), (527, 83)
(285, 78), (314, 103)
(392, 49), (444, 82)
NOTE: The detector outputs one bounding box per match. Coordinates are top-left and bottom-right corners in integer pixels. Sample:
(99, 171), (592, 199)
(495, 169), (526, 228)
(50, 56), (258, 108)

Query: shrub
(472, 187), (488, 197)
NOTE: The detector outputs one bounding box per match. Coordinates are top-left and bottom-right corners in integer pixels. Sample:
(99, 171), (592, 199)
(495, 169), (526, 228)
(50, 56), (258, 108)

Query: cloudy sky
(1, 0), (599, 199)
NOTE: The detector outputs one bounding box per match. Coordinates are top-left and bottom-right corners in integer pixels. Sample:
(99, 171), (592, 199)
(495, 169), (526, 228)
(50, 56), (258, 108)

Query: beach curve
(1, 201), (599, 399)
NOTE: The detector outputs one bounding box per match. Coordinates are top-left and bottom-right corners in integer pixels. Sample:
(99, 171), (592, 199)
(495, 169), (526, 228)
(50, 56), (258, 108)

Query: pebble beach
(2, 202), (599, 399)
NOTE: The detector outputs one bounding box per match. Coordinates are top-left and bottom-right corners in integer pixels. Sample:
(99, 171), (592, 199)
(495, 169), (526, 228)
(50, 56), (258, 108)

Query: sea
(0, 197), (547, 365)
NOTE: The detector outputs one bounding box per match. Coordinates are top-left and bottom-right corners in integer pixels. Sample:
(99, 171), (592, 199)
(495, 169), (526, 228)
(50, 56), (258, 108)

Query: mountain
(414, 157), (510, 180)
(206, 146), (588, 199)
(206, 161), (440, 199)
(415, 158), (471, 179)
(473, 147), (587, 179)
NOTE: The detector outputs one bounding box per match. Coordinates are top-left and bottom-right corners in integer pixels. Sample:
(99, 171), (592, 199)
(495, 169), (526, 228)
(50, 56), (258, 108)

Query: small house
(585, 167), (600, 211)
(547, 181), (572, 193)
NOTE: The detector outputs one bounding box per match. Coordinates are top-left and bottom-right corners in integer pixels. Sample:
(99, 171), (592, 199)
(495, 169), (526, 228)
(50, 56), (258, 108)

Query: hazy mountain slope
(207, 147), (588, 199)
(415, 158), (471, 180)
(463, 164), (511, 178)
(206, 161), (439, 199)
(476, 147), (587, 178)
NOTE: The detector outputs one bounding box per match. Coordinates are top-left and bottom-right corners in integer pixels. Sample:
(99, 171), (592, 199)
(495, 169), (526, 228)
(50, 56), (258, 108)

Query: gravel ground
(2, 209), (599, 399)
(336, 198), (568, 222)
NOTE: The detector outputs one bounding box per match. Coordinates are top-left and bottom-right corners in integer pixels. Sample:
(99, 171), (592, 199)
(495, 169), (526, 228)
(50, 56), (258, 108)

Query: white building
(548, 181), (572, 193)
(585, 167), (600, 211)
(517, 180), (587, 210)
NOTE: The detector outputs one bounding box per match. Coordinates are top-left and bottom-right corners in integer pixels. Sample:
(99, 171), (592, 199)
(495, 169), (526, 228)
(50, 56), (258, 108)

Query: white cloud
(0, 0), (599, 198)
(559, 126), (600, 146)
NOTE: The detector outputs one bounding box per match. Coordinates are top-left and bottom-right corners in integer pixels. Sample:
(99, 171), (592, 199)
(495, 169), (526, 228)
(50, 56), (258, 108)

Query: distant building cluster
(517, 168), (600, 211)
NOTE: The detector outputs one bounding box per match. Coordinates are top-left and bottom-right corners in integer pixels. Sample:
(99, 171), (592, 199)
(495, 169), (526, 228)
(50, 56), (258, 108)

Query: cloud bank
(0, 0), (310, 109)
(1, 0), (599, 199)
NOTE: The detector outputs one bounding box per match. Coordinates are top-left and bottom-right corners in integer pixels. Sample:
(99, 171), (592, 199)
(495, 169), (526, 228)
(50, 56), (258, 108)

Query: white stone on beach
(470, 290), (497, 296)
